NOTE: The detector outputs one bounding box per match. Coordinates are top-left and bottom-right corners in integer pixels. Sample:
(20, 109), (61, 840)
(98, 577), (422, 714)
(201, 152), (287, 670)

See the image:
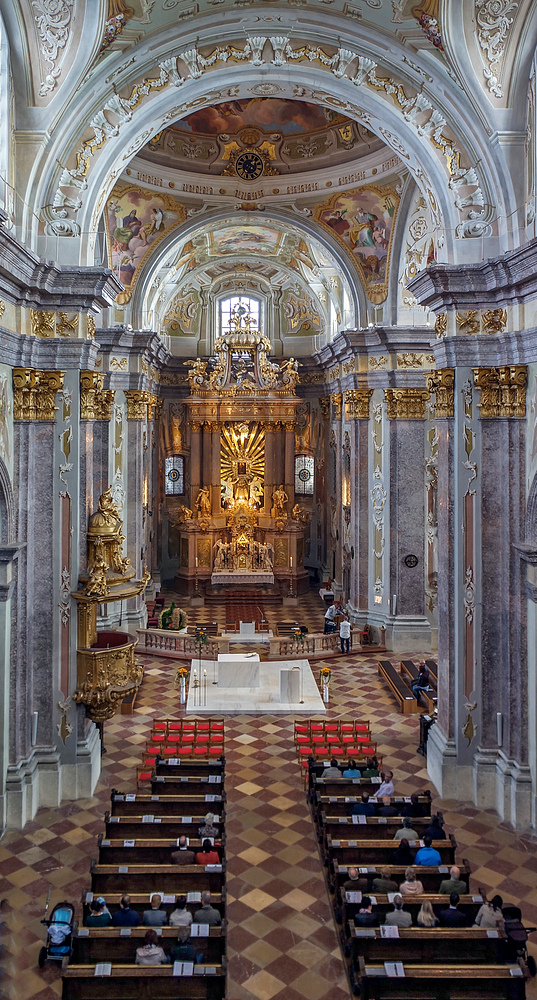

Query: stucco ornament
(475, 0), (519, 98)
(32, 0), (74, 97)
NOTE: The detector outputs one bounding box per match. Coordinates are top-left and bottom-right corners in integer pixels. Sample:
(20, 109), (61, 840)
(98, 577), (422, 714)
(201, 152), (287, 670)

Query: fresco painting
(105, 184), (186, 304)
(314, 184), (400, 303)
(175, 98), (348, 136)
(210, 226), (282, 256)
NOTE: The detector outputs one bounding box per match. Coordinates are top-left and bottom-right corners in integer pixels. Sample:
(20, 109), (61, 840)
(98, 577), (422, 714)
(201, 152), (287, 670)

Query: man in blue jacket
(413, 834), (441, 866)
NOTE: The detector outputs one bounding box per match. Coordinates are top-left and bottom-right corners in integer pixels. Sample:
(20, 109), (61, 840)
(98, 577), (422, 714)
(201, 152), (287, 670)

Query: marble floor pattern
(1, 594), (537, 999)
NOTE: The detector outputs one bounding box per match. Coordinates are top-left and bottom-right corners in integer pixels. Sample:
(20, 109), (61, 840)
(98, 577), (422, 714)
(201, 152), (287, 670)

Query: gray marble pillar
(211, 424), (221, 515)
(190, 422), (202, 513)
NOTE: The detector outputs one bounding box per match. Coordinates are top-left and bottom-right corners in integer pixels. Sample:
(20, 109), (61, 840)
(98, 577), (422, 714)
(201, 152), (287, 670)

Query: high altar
(172, 307), (310, 595)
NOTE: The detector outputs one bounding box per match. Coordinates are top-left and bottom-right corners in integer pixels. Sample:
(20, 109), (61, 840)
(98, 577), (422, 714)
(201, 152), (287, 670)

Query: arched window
(165, 455), (184, 495)
(220, 295), (260, 336)
(295, 455), (314, 496)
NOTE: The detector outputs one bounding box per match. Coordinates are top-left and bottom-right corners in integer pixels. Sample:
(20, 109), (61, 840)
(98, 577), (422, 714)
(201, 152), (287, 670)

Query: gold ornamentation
(80, 371), (114, 420)
(344, 388), (373, 419)
(397, 352), (432, 369)
(272, 484), (289, 519)
(319, 397), (331, 420)
(81, 488), (135, 596)
(482, 308), (507, 334)
(30, 309), (55, 338)
(301, 372), (325, 383)
(87, 314), (96, 338)
(369, 356), (388, 369)
(328, 365), (340, 382)
(342, 358), (356, 375)
(425, 368), (455, 418)
(169, 504), (193, 526)
(73, 644), (144, 722)
(184, 358), (209, 389)
(435, 312), (447, 339)
(195, 487), (212, 518)
(456, 310), (480, 335)
(124, 390), (152, 419)
(291, 502), (311, 524)
(331, 393), (343, 419)
(110, 356), (128, 371)
(13, 368), (65, 421)
(56, 312), (79, 337)
(147, 393), (162, 420)
(0, 300), (5, 319)
(473, 365), (527, 418)
(385, 388), (430, 419)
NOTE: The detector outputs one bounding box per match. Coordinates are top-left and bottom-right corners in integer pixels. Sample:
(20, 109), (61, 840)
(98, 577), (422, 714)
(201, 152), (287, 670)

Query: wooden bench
(105, 815), (223, 841)
(353, 958), (525, 1000)
(320, 816), (432, 841)
(151, 764), (224, 783)
(149, 778), (226, 801)
(90, 863), (225, 895)
(315, 794), (431, 817)
(340, 893), (484, 937)
(110, 794), (225, 819)
(97, 838), (224, 866)
(378, 660), (422, 714)
(424, 658), (438, 683)
(348, 924), (507, 964)
(325, 835), (456, 867)
(334, 861), (471, 896)
(82, 892), (225, 925)
(62, 963), (226, 999)
(72, 926), (225, 966)
(400, 659), (437, 713)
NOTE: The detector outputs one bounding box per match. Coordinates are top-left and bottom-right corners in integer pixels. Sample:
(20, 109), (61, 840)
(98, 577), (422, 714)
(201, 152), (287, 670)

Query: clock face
(235, 150), (264, 180)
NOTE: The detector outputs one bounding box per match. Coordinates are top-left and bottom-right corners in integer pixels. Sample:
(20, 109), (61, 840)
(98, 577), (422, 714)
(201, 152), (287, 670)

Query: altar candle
(290, 556), (293, 569)
(195, 557), (198, 568)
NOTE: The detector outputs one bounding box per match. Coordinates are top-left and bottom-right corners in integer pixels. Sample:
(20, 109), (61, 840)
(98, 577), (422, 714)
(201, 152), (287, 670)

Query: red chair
(325, 723), (338, 733)
(313, 746), (328, 757)
(340, 723), (354, 733)
(356, 724), (369, 732)
(363, 746), (376, 756)
(346, 747), (363, 757)
(151, 732), (166, 742)
(311, 735), (325, 744)
(193, 746), (208, 756)
(296, 735), (310, 744)
(298, 746), (312, 756)
(209, 746), (224, 756)
(182, 723), (196, 732)
(197, 723), (210, 731)
(167, 734), (181, 743)
(341, 734), (355, 744)
(168, 722), (182, 731)
(331, 746), (344, 756)
(310, 723), (324, 732)
(138, 770), (152, 781)
(295, 724), (309, 734)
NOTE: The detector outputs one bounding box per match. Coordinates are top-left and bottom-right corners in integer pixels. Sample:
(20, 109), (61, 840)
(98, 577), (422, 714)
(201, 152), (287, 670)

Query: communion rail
(135, 628), (384, 661)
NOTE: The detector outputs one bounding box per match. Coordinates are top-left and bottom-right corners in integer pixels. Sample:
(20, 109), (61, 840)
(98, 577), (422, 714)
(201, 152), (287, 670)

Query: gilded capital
(425, 368), (454, 419)
(319, 397), (330, 420)
(473, 365), (527, 418)
(331, 393), (343, 419)
(147, 393), (162, 421)
(13, 367), (65, 421)
(124, 389), (152, 420)
(80, 371), (114, 420)
(344, 388), (373, 419)
(385, 388), (430, 420)
(189, 421), (203, 433)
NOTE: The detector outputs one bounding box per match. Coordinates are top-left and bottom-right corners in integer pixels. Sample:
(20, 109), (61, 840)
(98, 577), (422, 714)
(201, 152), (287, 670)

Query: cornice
(95, 328), (171, 369)
(0, 327), (99, 369)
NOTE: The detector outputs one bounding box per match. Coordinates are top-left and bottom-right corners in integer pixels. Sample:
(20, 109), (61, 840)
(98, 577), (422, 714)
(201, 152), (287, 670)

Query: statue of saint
(272, 484), (289, 518)
(196, 487), (212, 518)
(88, 488), (121, 533)
(169, 504), (193, 526)
(249, 476), (264, 506)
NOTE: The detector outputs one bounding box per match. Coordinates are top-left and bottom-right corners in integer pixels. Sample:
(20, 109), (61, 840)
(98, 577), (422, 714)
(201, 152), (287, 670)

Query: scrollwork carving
(384, 388), (430, 419)
(425, 368), (455, 419)
(475, 0), (519, 98)
(473, 365), (527, 418)
(80, 371), (114, 421)
(32, 0), (74, 97)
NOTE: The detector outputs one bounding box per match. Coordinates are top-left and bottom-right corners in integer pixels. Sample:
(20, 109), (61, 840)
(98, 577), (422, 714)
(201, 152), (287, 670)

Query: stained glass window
(295, 455), (314, 496)
(165, 455), (184, 495)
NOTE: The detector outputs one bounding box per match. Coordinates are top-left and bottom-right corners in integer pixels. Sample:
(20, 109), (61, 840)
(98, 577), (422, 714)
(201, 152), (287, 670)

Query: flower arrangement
(158, 602), (188, 631)
(174, 666), (189, 688)
(291, 627), (304, 645)
(195, 627), (209, 646)
(320, 667), (332, 684)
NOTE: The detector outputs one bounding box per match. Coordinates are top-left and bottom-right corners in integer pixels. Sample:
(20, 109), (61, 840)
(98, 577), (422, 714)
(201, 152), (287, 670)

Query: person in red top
(195, 839), (220, 865)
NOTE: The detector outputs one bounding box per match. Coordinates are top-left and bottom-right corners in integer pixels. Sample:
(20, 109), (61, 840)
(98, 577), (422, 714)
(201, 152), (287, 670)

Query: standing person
(339, 616), (352, 654)
(324, 602), (337, 633)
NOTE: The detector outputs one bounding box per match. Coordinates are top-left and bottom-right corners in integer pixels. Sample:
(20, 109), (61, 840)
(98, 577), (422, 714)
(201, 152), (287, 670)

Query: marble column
(263, 424), (274, 515)
(284, 421), (295, 510)
(211, 423), (221, 515)
(190, 421), (202, 514)
(0, 545), (19, 830)
(123, 390), (148, 629)
(344, 390), (372, 612)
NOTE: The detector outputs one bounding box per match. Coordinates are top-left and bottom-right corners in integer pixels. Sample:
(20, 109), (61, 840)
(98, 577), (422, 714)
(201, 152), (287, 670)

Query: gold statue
(88, 487), (121, 533)
(292, 502), (310, 524)
(272, 484), (289, 518)
(279, 357), (301, 390)
(183, 358), (208, 389)
(169, 503), (193, 526)
(85, 554), (110, 597)
(195, 486), (212, 518)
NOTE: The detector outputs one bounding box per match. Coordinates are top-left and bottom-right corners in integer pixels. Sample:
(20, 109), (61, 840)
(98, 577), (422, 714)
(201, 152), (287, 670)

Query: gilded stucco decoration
(105, 184), (187, 303)
(80, 371), (115, 420)
(13, 368), (65, 421)
(344, 388), (373, 419)
(385, 387), (430, 419)
(425, 368), (455, 419)
(473, 365), (527, 418)
(314, 184), (400, 303)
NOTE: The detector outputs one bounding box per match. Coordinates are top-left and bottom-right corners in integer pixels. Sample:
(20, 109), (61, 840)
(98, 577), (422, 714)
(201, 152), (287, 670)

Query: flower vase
(322, 680), (330, 703)
(179, 676), (187, 704)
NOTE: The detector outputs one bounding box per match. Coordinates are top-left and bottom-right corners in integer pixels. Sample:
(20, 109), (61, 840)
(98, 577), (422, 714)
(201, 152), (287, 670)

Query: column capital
(189, 421), (203, 433)
(425, 368), (455, 418)
(330, 393), (343, 419)
(384, 388), (430, 419)
(80, 370), (114, 420)
(124, 389), (152, 420)
(473, 365), (527, 418)
(344, 388), (373, 419)
(13, 368), (65, 421)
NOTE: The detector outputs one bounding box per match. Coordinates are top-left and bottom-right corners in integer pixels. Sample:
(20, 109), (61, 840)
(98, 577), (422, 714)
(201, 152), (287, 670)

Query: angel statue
(183, 358), (208, 389)
(196, 486), (212, 518)
(169, 504), (193, 526)
(292, 502), (310, 524)
(278, 357), (301, 390)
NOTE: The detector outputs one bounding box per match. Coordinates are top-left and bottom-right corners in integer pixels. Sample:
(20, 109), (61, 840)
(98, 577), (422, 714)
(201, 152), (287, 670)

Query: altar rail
(136, 628), (384, 661)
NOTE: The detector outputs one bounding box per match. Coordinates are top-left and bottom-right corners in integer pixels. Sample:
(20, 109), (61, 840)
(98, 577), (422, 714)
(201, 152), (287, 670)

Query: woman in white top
(135, 929), (168, 965)
(399, 868), (424, 895)
(169, 894), (192, 927)
(473, 895), (505, 931)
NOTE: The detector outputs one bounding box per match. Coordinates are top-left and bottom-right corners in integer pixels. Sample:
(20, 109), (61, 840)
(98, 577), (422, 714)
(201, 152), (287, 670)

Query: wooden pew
(276, 621), (300, 636)
(377, 659), (421, 714)
(424, 659), (438, 683)
(111, 792), (224, 816)
(152, 763), (224, 783)
(97, 837), (224, 866)
(90, 862), (225, 895)
(400, 660), (437, 713)
(149, 778), (226, 802)
(333, 861), (471, 896)
(104, 815), (223, 841)
(348, 924), (507, 965)
(62, 963), (226, 999)
(72, 926), (225, 966)
(326, 836), (456, 867)
(340, 893), (485, 937)
(319, 815), (432, 842)
(315, 795), (430, 817)
(82, 892), (225, 925)
(354, 957), (525, 1000)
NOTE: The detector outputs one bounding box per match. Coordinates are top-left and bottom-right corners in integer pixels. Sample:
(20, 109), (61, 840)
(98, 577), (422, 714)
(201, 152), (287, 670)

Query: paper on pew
(345, 891), (362, 903)
(208, 774), (221, 783)
(191, 923), (209, 937)
(151, 795), (160, 801)
(162, 895), (175, 904)
(438, 866), (449, 873)
(173, 961), (194, 976)
(384, 962), (405, 976)
(187, 891), (202, 903)
(205, 864), (222, 871)
(94, 963), (112, 977)
(125, 794), (136, 802)
(387, 893), (397, 904)
(142, 816), (155, 823)
(182, 816), (192, 824)
(380, 925), (399, 938)
(77, 928), (89, 937)
(101, 840), (110, 847)
(120, 928), (131, 937)
(205, 794), (219, 802)
(118, 866), (128, 873)
(123, 840), (135, 847)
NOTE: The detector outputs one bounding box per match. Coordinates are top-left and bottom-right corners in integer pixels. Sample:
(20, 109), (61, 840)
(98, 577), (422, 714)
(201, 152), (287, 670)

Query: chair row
(153, 718), (225, 735)
(294, 718), (370, 737)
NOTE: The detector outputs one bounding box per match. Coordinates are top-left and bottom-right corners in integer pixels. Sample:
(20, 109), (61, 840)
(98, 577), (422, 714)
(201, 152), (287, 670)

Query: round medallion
(298, 468), (311, 483)
(404, 553), (419, 568)
(235, 150), (264, 180)
(167, 468), (180, 483)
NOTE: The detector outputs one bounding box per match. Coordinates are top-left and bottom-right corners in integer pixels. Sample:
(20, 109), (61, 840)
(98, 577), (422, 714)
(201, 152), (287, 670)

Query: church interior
(2, 1), (537, 997)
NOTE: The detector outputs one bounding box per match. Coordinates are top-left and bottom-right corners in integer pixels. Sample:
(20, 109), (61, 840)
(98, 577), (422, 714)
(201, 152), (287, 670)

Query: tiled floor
(1, 590), (537, 999)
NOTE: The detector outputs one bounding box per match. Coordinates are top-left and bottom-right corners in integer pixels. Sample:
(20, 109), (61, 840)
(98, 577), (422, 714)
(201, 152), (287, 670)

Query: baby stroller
(38, 889), (76, 970)
(502, 904), (537, 978)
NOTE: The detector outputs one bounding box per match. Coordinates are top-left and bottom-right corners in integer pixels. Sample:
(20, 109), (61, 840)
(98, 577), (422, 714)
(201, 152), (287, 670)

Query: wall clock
(235, 150), (264, 180)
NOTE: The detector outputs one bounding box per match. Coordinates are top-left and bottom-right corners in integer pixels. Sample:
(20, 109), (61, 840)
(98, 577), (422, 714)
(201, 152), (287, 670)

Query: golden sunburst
(220, 422), (265, 484)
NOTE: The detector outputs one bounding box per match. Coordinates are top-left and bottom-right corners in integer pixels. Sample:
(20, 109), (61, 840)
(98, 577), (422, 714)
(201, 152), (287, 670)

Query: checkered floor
(1, 590), (537, 999)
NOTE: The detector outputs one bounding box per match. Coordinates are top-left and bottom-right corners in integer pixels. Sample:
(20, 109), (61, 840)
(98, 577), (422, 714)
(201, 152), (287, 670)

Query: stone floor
(1, 591), (537, 999)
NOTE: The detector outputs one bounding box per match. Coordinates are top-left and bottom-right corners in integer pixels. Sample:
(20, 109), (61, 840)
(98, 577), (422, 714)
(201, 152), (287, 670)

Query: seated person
(322, 758), (342, 779)
(473, 895), (505, 931)
(169, 926), (201, 964)
(171, 835), (196, 865)
(142, 894), (167, 926)
(195, 839), (220, 866)
(417, 900), (439, 927)
(342, 866), (369, 893)
(169, 895), (192, 928)
(423, 813), (446, 840)
(394, 817), (420, 841)
(378, 796), (398, 817)
(411, 662), (430, 703)
(383, 894), (412, 927)
(342, 760), (361, 779)
(390, 839), (415, 866)
(354, 895), (379, 927)
(135, 928), (168, 966)
(403, 792), (427, 818)
(111, 894), (140, 927)
(351, 793), (375, 817)
(362, 756), (380, 779)
(85, 899), (111, 927)
(438, 865), (467, 895)
(439, 892), (467, 927)
(376, 770), (394, 798)
(399, 867), (424, 895)
(414, 834), (442, 866)
(372, 869), (399, 894)
(199, 812), (219, 839)
(193, 890), (221, 926)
